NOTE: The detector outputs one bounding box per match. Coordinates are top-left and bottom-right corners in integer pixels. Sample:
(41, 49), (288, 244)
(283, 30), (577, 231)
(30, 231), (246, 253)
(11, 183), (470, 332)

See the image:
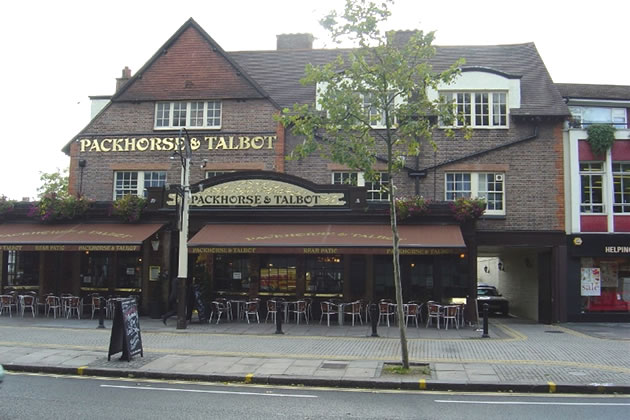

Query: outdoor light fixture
(498, 261), (505, 271)
(151, 234), (160, 252)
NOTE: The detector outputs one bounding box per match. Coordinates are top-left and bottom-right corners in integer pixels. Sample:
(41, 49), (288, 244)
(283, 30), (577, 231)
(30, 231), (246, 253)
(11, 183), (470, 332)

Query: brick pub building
(1, 19), (570, 323)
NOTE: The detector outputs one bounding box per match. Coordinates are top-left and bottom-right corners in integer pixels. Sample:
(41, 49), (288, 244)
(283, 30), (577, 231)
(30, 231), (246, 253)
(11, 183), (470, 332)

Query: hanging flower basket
(111, 195), (147, 222)
(29, 193), (92, 222)
(394, 196), (431, 220)
(586, 123), (616, 157)
(449, 197), (487, 222)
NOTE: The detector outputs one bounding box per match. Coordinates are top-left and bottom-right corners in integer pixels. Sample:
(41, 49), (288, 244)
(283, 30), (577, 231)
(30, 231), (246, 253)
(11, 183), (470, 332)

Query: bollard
(369, 303), (379, 337)
(482, 303), (489, 338)
(97, 297), (106, 329)
(275, 304), (284, 334)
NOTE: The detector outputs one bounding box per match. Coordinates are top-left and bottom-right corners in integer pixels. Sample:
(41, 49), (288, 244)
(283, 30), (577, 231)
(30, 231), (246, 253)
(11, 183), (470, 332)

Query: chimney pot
(276, 33), (314, 50)
(116, 66), (132, 91)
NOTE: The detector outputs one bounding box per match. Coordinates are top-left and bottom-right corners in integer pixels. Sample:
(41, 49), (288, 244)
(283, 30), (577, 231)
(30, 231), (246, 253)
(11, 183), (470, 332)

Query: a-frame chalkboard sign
(108, 298), (143, 361)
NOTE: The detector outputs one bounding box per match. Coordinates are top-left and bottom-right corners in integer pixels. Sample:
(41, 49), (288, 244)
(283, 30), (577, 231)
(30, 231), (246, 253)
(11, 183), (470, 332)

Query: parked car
(477, 285), (509, 316)
(0, 364), (4, 386)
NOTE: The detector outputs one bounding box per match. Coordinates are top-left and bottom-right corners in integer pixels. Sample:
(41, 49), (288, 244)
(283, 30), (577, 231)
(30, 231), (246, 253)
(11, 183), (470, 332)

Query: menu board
(108, 298), (143, 361)
(581, 267), (601, 297)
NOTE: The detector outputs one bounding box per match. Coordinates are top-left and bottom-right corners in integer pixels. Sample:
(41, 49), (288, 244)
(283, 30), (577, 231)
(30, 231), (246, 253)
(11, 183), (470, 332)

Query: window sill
(480, 214), (506, 220)
(153, 126), (222, 131)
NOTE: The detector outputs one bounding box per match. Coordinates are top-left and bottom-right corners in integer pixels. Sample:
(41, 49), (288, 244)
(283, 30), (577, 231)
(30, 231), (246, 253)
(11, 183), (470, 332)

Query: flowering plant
(394, 196), (431, 220)
(0, 195), (17, 215)
(111, 194), (147, 222)
(449, 197), (487, 222)
(29, 193), (91, 222)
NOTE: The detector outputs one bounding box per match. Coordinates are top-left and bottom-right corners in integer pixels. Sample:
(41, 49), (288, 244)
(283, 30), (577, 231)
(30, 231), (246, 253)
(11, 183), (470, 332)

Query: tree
(279, 0), (465, 368)
(37, 168), (69, 199)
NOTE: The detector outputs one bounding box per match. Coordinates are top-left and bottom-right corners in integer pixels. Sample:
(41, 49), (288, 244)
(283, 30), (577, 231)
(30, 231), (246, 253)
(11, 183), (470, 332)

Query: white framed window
(445, 172), (505, 215)
(580, 162), (605, 214)
(154, 101), (222, 129)
(114, 171), (167, 199)
(568, 106), (627, 129)
(441, 91), (508, 128)
(332, 171), (389, 201)
(613, 163), (630, 213)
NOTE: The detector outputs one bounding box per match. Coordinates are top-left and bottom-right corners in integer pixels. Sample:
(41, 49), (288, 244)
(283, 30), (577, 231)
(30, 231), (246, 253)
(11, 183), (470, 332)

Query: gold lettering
(80, 139), (91, 152)
(89, 140), (101, 152)
(251, 136), (264, 150)
(190, 137), (200, 150)
(112, 138), (124, 151)
(162, 137), (174, 151)
(216, 137), (228, 150)
(101, 138), (112, 152)
(124, 138), (135, 151)
(205, 136), (216, 149)
(136, 137), (149, 151)
(239, 136), (251, 150)
(267, 135), (276, 149)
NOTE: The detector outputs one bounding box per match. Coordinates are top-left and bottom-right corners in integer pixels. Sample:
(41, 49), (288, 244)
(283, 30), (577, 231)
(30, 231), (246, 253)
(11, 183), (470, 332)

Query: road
(2, 372), (630, 419)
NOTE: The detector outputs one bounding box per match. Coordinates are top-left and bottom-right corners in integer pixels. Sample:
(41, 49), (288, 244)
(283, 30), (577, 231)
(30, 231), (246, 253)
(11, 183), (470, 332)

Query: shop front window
(116, 253), (142, 289)
(6, 251), (39, 287)
(580, 257), (630, 313)
(305, 255), (343, 294)
(80, 253), (109, 288)
(260, 256), (297, 293)
(213, 254), (250, 292)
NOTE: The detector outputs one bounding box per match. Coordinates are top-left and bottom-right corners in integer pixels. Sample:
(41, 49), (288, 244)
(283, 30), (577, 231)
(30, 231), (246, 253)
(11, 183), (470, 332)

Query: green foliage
(37, 168), (69, 199)
(394, 196), (431, 220)
(448, 197), (487, 222)
(112, 194), (147, 222)
(30, 192), (91, 222)
(0, 195), (17, 215)
(586, 123), (616, 156)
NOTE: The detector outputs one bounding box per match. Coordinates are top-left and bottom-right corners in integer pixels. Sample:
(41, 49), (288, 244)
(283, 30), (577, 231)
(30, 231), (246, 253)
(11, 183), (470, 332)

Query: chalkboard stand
(108, 298), (144, 362)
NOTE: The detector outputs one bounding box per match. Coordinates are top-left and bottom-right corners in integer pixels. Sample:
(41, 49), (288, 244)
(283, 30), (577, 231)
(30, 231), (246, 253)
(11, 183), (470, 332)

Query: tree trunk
(388, 177), (409, 369)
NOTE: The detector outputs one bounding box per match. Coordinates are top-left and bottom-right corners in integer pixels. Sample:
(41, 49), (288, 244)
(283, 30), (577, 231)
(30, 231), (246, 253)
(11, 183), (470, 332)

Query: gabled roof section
(113, 18), (276, 105)
(231, 42), (568, 116)
(556, 83), (630, 101)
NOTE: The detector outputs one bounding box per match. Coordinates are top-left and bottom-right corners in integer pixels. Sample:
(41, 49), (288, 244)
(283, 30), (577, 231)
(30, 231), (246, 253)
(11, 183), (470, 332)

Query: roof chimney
(116, 66), (132, 91)
(276, 33), (314, 50)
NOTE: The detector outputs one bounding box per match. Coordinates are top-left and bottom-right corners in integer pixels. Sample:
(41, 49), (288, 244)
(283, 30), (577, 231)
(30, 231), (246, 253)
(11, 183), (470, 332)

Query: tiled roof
(556, 83), (630, 101)
(230, 42), (569, 116)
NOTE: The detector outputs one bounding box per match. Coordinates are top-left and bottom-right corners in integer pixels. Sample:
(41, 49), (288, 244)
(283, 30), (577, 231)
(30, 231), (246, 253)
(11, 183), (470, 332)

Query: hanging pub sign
(108, 298), (143, 361)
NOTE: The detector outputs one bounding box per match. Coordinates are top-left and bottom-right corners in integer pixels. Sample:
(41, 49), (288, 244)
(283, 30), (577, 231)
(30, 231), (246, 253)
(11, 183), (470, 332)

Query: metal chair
(290, 300), (308, 324)
(442, 305), (459, 330)
(66, 296), (81, 319)
(378, 301), (395, 327)
(426, 302), (443, 329)
(0, 294), (16, 317)
(211, 301), (229, 324)
(244, 300), (260, 324)
(404, 303), (419, 328)
(46, 295), (62, 319)
(343, 300), (363, 326)
(265, 299), (277, 323)
(319, 301), (338, 326)
(19, 295), (36, 317)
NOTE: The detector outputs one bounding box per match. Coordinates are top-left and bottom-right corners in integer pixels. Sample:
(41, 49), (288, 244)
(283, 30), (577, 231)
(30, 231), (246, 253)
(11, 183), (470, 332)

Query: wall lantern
(151, 234), (160, 252)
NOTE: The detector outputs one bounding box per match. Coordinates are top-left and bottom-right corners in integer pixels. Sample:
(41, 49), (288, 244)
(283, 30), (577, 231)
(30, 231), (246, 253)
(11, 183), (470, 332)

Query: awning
(188, 224), (466, 255)
(0, 223), (163, 251)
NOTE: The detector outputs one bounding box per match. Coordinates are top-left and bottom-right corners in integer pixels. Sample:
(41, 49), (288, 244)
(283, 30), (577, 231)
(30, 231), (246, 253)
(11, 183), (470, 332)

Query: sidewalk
(1, 315), (629, 394)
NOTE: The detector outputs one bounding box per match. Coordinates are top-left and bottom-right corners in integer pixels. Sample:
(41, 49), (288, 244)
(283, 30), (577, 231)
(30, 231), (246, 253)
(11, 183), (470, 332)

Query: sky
(0, 0), (628, 200)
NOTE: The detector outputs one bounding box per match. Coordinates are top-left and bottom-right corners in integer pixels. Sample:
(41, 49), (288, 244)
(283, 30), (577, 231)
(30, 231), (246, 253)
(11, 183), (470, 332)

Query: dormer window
(441, 91), (508, 128)
(155, 101), (221, 129)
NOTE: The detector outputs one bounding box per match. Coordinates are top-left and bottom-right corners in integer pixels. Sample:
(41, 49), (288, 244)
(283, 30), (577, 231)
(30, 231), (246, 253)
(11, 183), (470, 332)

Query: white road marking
(436, 400), (630, 406)
(100, 384), (318, 398)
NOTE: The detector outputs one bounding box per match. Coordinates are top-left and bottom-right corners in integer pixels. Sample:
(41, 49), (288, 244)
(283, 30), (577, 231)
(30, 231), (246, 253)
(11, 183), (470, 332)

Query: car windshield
(478, 288), (499, 296)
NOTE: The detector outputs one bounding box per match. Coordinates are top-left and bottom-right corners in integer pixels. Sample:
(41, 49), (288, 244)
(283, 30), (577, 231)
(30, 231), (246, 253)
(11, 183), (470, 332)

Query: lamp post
(174, 128), (192, 330)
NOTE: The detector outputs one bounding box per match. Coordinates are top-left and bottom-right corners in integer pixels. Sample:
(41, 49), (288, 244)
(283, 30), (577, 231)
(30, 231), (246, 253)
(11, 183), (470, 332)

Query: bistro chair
(265, 300), (278, 323)
(290, 300), (308, 324)
(442, 305), (459, 330)
(19, 295), (37, 317)
(211, 300), (229, 324)
(0, 294), (16, 317)
(378, 301), (395, 327)
(319, 301), (338, 327)
(404, 303), (419, 328)
(426, 302), (443, 329)
(66, 296), (81, 319)
(244, 300), (260, 324)
(46, 295), (62, 319)
(343, 300), (363, 326)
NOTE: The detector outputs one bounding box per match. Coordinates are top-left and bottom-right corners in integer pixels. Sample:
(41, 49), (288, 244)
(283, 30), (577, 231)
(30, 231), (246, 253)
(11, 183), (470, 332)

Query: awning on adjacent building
(188, 224), (466, 255)
(0, 223), (164, 251)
